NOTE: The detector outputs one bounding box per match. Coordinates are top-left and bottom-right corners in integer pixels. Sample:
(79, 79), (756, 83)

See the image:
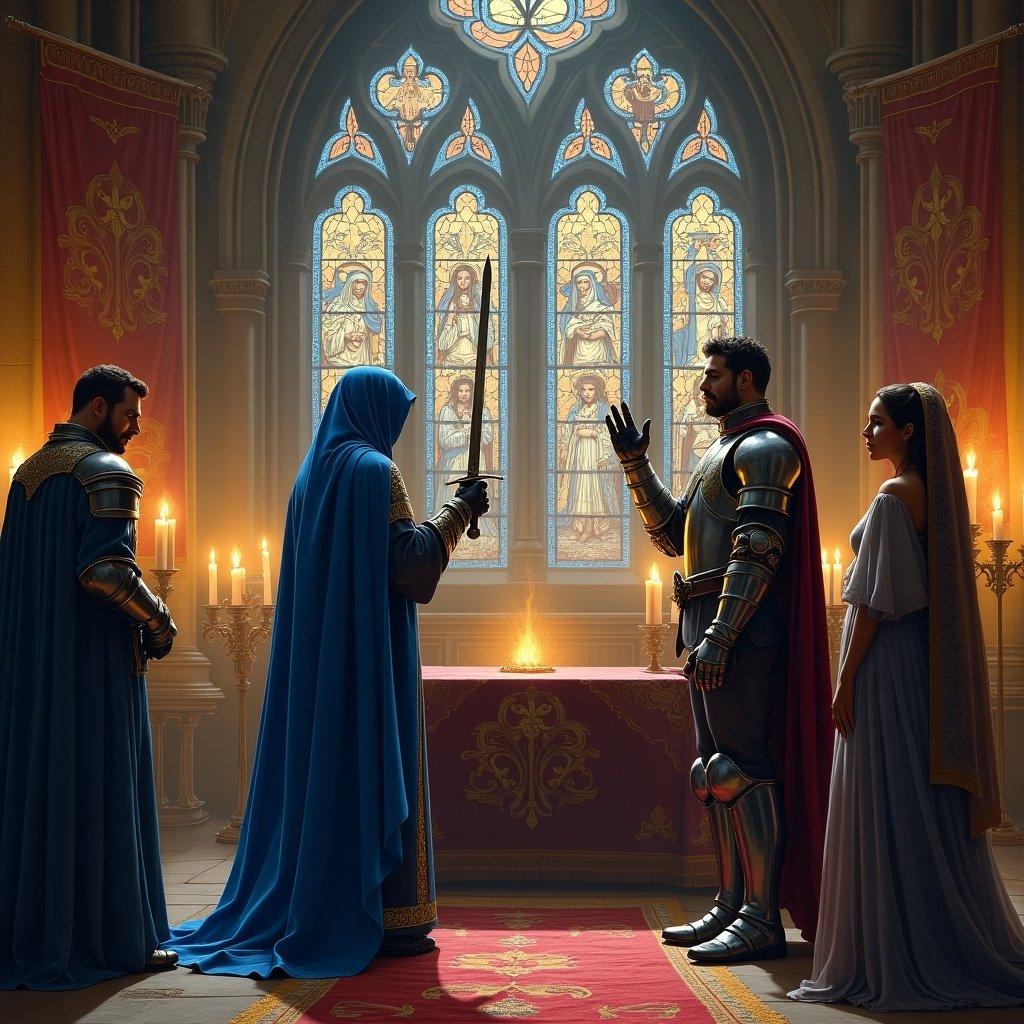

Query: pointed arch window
(547, 186), (630, 568)
(426, 186), (509, 568)
(312, 186), (394, 431)
(664, 188), (743, 495)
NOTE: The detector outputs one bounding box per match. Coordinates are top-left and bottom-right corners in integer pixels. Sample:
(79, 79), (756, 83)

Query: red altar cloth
(422, 667), (714, 887)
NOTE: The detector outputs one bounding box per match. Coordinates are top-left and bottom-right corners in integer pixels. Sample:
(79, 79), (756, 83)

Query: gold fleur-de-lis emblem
(914, 117), (953, 145)
(89, 115), (140, 143)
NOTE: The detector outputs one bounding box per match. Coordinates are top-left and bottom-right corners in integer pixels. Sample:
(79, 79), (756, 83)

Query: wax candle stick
(963, 449), (979, 524)
(261, 537), (272, 605)
(230, 547), (245, 605)
(155, 503), (169, 570)
(166, 510), (176, 567)
(832, 547), (843, 604)
(208, 549), (218, 606)
(645, 563), (663, 625)
(992, 493), (1004, 541)
(821, 548), (832, 606)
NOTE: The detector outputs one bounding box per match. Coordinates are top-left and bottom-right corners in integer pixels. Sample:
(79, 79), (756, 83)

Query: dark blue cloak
(171, 366), (441, 977)
(0, 445), (168, 990)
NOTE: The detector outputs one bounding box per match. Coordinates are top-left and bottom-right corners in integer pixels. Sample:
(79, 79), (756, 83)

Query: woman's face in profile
(861, 396), (909, 464)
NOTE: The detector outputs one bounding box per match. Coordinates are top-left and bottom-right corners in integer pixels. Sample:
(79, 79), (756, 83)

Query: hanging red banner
(39, 38), (185, 557)
(882, 44), (1007, 499)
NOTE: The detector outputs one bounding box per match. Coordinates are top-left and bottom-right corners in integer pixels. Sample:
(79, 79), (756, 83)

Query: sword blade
(465, 255), (491, 480)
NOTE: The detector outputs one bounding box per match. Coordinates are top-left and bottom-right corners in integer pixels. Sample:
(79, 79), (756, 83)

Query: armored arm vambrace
(79, 559), (175, 646)
(423, 496), (473, 561)
(620, 454), (682, 556)
(702, 432), (801, 653)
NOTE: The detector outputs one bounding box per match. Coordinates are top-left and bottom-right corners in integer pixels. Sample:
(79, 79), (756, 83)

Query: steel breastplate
(680, 430), (747, 579)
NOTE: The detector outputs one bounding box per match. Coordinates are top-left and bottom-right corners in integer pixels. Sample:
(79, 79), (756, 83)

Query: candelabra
(203, 591), (274, 844)
(825, 603), (846, 663)
(149, 567), (179, 603)
(972, 524), (1024, 845)
(638, 622), (672, 673)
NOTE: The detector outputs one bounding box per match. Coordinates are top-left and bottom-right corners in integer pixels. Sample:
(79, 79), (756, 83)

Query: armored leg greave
(687, 753), (787, 964)
(663, 759), (742, 947)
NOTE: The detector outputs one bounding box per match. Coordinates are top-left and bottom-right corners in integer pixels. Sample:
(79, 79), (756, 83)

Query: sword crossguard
(444, 474), (504, 540)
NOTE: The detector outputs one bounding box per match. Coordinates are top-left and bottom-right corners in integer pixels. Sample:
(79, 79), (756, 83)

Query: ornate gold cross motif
(914, 117), (952, 145)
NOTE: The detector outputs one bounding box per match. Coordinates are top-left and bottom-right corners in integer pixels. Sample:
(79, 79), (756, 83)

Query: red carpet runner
(232, 898), (785, 1023)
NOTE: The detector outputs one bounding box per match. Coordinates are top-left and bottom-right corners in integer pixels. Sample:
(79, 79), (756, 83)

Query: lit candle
(645, 563), (663, 625)
(9, 447), (24, 485)
(832, 547), (843, 604)
(155, 503), (169, 570)
(821, 547), (831, 606)
(963, 449), (979, 524)
(992, 492), (1004, 541)
(230, 547), (245, 605)
(165, 503), (176, 568)
(261, 537), (272, 605)
(208, 548), (218, 606)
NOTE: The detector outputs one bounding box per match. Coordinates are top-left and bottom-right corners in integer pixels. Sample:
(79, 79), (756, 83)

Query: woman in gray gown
(789, 383), (1024, 1012)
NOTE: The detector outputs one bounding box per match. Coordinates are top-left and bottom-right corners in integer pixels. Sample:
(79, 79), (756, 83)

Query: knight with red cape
(607, 336), (833, 963)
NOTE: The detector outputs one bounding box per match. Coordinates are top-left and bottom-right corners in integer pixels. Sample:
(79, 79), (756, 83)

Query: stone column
(143, 19), (228, 825)
(508, 229), (546, 581)
(785, 270), (847, 546)
(828, 11), (908, 505)
(394, 241), (426, 516)
(742, 248), (780, 403)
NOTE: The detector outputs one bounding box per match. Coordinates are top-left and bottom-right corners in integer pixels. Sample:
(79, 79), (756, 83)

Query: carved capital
(210, 270), (271, 314)
(144, 43), (227, 144)
(279, 246), (311, 272)
(744, 247), (774, 271)
(632, 241), (663, 272)
(395, 240), (425, 271)
(785, 269), (846, 314)
(510, 228), (545, 269)
(827, 44), (907, 148)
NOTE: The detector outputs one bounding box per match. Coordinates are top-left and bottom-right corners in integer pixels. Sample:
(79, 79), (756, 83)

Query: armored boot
(687, 753), (787, 964)
(663, 758), (742, 947)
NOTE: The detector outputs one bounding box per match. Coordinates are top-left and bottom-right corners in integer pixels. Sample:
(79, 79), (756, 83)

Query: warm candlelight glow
(10, 448), (24, 472)
(833, 547), (841, 564)
(966, 448), (976, 471)
(261, 537), (269, 555)
(210, 548), (216, 565)
(649, 563), (660, 583)
(159, 500), (170, 521)
(993, 492), (1002, 513)
(232, 547), (241, 570)
(992, 492), (1005, 540)
(502, 589), (553, 672)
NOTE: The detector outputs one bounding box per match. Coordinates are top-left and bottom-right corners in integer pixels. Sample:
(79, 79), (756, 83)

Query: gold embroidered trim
(389, 464), (414, 524)
(41, 39), (182, 106)
(13, 441), (102, 500)
(426, 497), (471, 556)
(383, 899), (438, 930)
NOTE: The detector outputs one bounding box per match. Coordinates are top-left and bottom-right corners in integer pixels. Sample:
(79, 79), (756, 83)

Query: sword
(446, 255), (503, 539)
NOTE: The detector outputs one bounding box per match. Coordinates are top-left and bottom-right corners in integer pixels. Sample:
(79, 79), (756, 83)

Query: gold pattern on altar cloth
(567, 926), (635, 939)
(57, 162), (168, 341)
(89, 115), (140, 144)
(495, 911), (542, 930)
(915, 117), (953, 145)
(635, 805), (677, 842)
(890, 163), (988, 343)
(599, 1003), (682, 1019)
(462, 684), (599, 829)
(499, 933), (537, 947)
(329, 1001), (414, 1019)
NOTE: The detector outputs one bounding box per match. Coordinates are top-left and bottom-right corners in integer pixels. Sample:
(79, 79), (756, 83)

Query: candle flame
(231, 547), (241, 569)
(966, 448), (977, 471)
(993, 492), (1002, 513)
(833, 546), (841, 564)
(649, 563), (660, 583)
(10, 447), (24, 471)
(209, 548), (216, 565)
(261, 537), (269, 554)
(510, 589), (546, 668)
(821, 547), (828, 564)
(159, 500), (170, 520)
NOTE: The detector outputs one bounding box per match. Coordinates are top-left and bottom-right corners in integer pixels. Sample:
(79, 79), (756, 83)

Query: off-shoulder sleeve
(842, 493), (928, 621)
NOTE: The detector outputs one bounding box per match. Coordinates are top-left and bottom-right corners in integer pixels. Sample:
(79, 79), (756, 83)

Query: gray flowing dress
(789, 493), (1024, 1011)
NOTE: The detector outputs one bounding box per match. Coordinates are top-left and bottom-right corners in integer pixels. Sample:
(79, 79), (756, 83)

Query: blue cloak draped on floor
(170, 367), (426, 977)
(0, 436), (168, 990)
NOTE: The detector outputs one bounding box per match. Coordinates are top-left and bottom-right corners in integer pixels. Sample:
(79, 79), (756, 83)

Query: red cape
(723, 412), (834, 942)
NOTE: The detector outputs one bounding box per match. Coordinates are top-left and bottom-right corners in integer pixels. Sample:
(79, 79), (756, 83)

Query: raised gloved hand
(454, 478), (489, 519)
(683, 637), (730, 691)
(605, 402), (651, 463)
(144, 609), (177, 662)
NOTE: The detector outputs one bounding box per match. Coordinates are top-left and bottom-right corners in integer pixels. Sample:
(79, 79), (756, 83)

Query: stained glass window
(551, 98), (624, 179)
(664, 188), (743, 494)
(312, 187), (393, 430)
(431, 99), (502, 176)
(604, 49), (685, 167)
(426, 186), (508, 567)
(317, 99), (388, 177)
(437, 0), (618, 104)
(547, 186), (629, 568)
(370, 47), (449, 163)
(670, 99), (739, 179)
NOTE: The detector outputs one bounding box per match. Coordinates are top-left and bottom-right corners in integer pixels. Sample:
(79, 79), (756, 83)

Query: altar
(422, 667), (715, 888)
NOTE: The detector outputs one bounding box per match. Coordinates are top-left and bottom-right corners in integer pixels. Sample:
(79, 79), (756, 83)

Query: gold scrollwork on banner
(934, 368), (992, 454)
(463, 684), (598, 829)
(57, 162), (168, 341)
(89, 115), (140, 143)
(890, 163), (988, 343)
(914, 117), (952, 145)
(127, 416), (171, 525)
(635, 805), (677, 842)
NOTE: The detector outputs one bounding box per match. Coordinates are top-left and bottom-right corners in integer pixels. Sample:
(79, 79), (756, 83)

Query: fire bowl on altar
(499, 663), (556, 673)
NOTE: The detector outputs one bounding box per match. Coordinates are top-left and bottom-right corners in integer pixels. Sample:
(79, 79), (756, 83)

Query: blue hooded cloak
(170, 367), (448, 977)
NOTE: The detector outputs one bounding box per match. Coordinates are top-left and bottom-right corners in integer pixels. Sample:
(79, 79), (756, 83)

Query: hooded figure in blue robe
(0, 365), (177, 989)
(170, 366), (488, 977)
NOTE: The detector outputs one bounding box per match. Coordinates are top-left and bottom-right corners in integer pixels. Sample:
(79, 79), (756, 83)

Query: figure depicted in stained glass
(371, 49), (449, 162)
(561, 372), (618, 542)
(436, 263), (496, 365)
(672, 258), (731, 367)
(559, 265), (619, 365)
(672, 370), (714, 484)
(605, 49), (685, 165)
(322, 266), (383, 367)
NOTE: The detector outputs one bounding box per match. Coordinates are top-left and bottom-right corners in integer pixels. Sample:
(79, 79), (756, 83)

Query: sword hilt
(445, 473), (504, 543)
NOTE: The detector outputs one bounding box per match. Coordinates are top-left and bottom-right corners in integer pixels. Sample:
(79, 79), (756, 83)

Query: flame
(10, 447), (24, 471)
(833, 546), (841, 565)
(209, 548), (216, 565)
(261, 536), (269, 555)
(648, 563), (660, 583)
(821, 547), (828, 565)
(509, 588), (546, 668)
(993, 491), (1002, 513)
(159, 499), (170, 521)
(231, 547), (241, 570)
(966, 448), (977, 472)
